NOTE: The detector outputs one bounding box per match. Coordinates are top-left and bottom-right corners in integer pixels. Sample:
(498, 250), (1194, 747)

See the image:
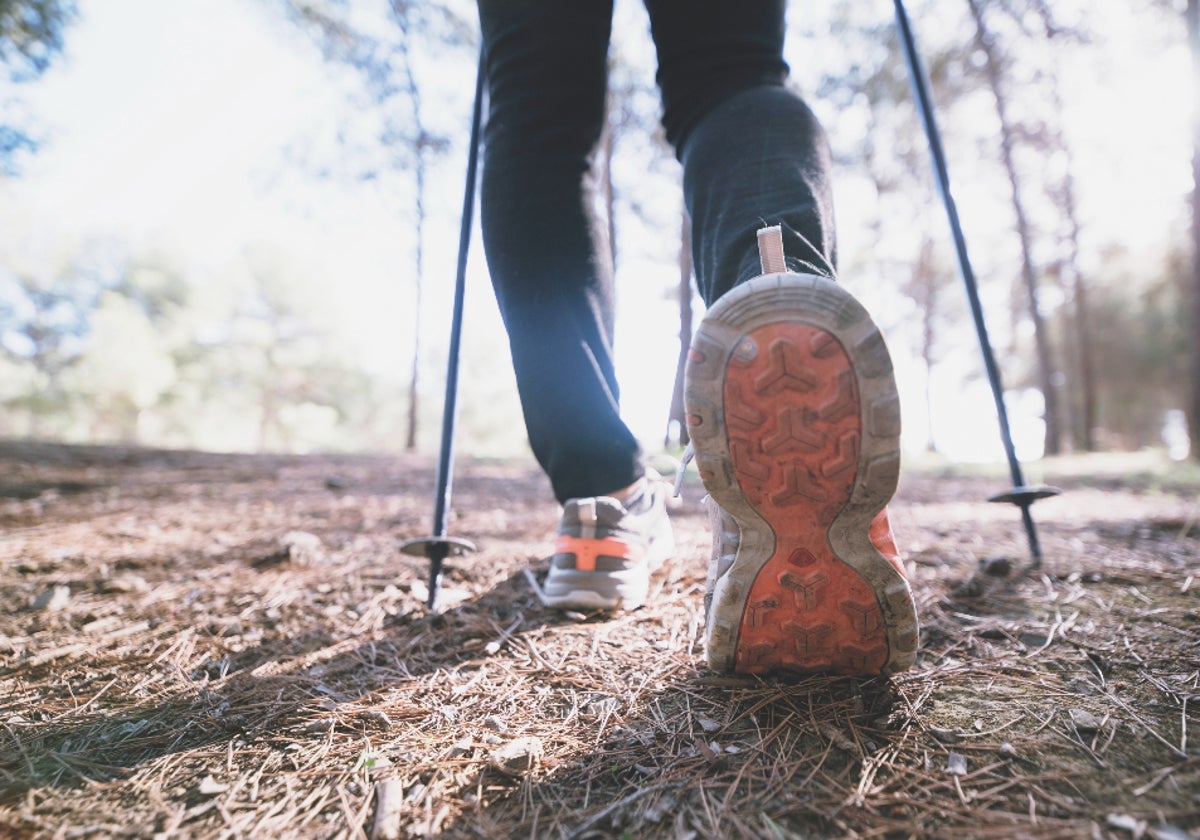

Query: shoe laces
(672, 442), (694, 498)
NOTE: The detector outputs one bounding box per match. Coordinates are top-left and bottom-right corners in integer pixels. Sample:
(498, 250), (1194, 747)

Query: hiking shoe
(541, 478), (675, 611)
(685, 233), (918, 675)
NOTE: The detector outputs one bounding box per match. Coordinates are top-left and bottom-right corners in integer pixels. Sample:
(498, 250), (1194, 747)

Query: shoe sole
(540, 569), (651, 611)
(685, 273), (918, 676)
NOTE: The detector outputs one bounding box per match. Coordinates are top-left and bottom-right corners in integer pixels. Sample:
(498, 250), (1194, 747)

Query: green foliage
(66, 292), (176, 442)
(0, 0), (1192, 459)
(0, 260), (100, 435)
(0, 0), (76, 172)
(0, 0), (75, 79)
(275, 0), (472, 179)
(0, 240), (414, 452)
(810, 0), (1192, 455)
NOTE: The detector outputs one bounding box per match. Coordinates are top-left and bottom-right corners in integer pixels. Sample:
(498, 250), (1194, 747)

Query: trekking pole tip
(987, 485), (1060, 569)
(400, 536), (479, 610)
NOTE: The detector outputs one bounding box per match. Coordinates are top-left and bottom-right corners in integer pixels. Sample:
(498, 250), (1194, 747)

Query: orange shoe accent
(869, 509), (907, 578)
(553, 535), (643, 573)
(724, 323), (888, 675)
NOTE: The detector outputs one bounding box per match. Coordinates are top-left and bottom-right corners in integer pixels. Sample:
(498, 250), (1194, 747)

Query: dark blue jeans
(478, 0), (837, 502)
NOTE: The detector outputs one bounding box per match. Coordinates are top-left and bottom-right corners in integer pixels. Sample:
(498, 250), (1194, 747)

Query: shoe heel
(686, 272), (918, 675)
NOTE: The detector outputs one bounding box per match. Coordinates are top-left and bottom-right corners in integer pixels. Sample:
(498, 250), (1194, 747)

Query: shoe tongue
(577, 498), (597, 526)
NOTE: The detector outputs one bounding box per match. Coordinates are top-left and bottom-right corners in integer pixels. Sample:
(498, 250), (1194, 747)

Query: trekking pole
(892, 0), (1059, 565)
(400, 48), (486, 606)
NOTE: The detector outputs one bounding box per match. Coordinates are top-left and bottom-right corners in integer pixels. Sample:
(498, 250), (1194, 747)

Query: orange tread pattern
(723, 323), (888, 675)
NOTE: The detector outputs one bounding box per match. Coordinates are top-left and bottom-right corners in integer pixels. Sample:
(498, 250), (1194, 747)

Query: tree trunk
(666, 209), (693, 448)
(1034, 2), (1096, 452)
(401, 12), (424, 453)
(1067, 262), (1096, 452)
(258, 347), (277, 453)
(914, 237), (939, 453)
(1189, 0), (1200, 459)
(967, 0), (1063, 456)
(600, 115), (618, 273)
(1047, 153), (1095, 454)
(406, 144), (424, 452)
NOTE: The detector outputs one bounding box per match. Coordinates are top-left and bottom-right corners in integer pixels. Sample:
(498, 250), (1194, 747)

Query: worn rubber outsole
(685, 273), (919, 676)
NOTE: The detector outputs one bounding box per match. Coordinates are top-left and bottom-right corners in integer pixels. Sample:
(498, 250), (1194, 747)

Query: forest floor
(0, 441), (1197, 839)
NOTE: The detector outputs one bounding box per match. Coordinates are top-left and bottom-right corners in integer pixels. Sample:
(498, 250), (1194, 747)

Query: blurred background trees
(0, 0), (76, 172)
(0, 0), (1195, 463)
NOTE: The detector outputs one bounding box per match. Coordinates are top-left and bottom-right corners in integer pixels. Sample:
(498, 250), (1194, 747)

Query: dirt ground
(0, 441), (1197, 839)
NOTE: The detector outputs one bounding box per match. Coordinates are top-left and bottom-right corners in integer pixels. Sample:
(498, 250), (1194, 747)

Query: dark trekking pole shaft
(427, 50), (486, 607)
(892, 0), (1044, 561)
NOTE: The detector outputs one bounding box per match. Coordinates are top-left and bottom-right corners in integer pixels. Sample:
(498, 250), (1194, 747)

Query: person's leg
(478, 0), (642, 504)
(643, 0), (837, 304)
(645, 2), (918, 674)
(478, 0), (672, 612)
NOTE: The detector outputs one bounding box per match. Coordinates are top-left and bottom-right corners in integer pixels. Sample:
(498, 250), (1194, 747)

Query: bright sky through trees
(1, 0), (1192, 461)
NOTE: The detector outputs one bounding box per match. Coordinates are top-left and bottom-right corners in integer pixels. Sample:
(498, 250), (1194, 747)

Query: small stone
(1069, 708), (1102, 733)
(303, 719), (334, 735)
(980, 555), (1012, 577)
(929, 727), (962, 744)
(946, 752), (968, 776)
(99, 575), (150, 594)
(696, 716), (722, 734)
(280, 531), (324, 565)
(198, 775), (228, 795)
(489, 736), (543, 776)
(1106, 814), (1146, 835)
(483, 715), (510, 733)
(446, 738), (473, 759)
(363, 711), (394, 730)
(32, 585), (71, 612)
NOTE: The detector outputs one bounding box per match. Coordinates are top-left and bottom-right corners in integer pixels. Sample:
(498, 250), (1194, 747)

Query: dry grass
(0, 442), (1197, 838)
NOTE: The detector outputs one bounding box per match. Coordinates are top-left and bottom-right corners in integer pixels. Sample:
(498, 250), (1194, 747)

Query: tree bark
(967, 0), (1064, 456)
(666, 209), (693, 448)
(913, 237), (939, 453)
(405, 142), (424, 452)
(1031, 0), (1096, 453)
(400, 11), (424, 453)
(1189, 0), (1200, 459)
(1065, 250), (1096, 452)
(599, 114), (618, 273)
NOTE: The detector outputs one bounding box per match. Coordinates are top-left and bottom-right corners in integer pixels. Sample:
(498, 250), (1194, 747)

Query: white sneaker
(541, 478), (675, 611)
